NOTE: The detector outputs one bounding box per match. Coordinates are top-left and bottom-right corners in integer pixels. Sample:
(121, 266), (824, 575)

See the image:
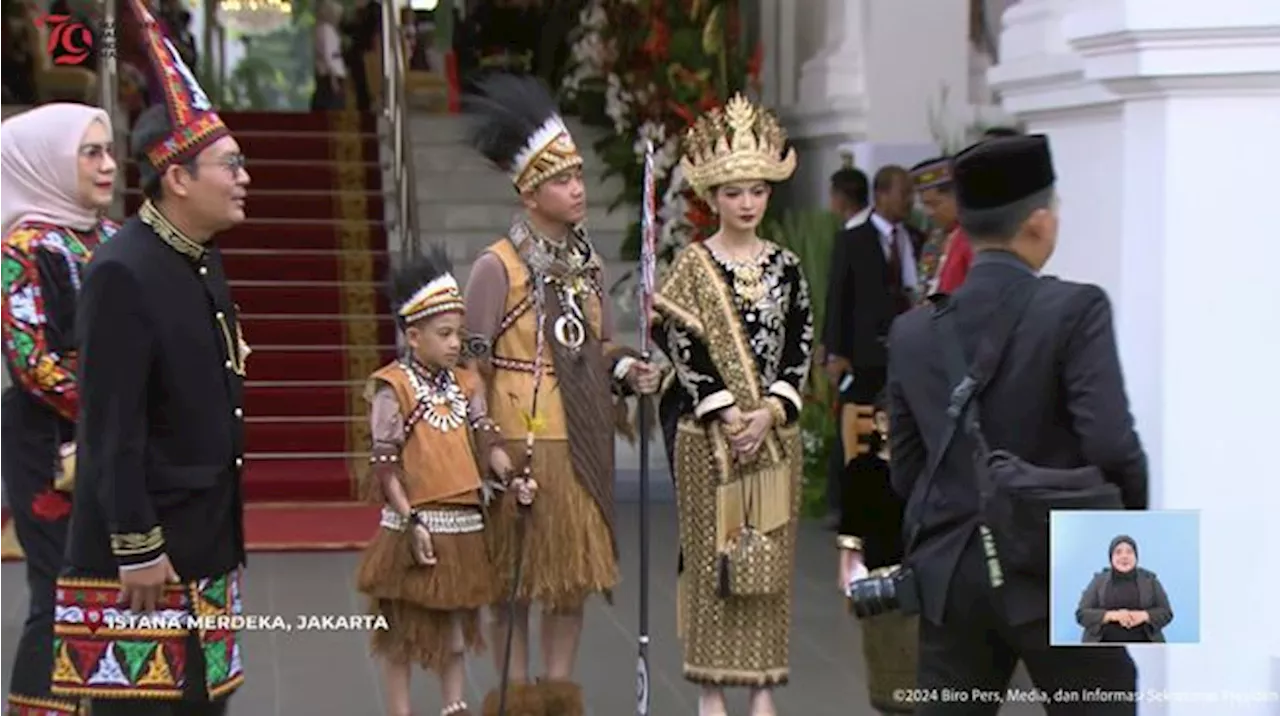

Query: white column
(991, 1), (1280, 713)
(788, 0), (870, 140)
(1069, 1), (1280, 712)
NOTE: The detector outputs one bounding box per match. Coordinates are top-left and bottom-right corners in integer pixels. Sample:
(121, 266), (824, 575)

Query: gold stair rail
(99, 0), (123, 219)
(380, 0), (421, 263)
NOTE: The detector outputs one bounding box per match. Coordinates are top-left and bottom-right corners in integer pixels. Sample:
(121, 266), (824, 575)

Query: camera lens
(850, 574), (898, 619)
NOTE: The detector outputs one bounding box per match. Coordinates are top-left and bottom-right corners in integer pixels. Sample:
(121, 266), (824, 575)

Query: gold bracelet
(837, 534), (863, 552)
(765, 397), (788, 427)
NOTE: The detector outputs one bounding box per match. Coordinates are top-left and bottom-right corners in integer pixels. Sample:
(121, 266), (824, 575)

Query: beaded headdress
(680, 93), (796, 198)
(388, 246), (465, 327)
(464, 74), (584, 194)
(126, 0), (229, 173)
(909, 156), (953, 191)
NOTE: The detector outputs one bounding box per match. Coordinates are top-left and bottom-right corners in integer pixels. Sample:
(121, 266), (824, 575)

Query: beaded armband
(837, 535), (864, 552)
(764, 397), (788, 427)
(470, 417), (505, 474)
(369, 444), (402, 482)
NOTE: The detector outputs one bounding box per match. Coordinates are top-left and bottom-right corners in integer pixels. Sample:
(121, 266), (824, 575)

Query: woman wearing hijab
(1075, 535), (1175, 644)
(1, 102), (119, 715)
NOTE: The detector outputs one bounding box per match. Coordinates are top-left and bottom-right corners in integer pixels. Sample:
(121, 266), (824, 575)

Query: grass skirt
(355, 508), (496, 671)
(484, 440), (618, 610)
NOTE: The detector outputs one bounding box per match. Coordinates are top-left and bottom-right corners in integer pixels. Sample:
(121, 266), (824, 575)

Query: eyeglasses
(195, 153), (248, 175)
(78, 143), (114, 162)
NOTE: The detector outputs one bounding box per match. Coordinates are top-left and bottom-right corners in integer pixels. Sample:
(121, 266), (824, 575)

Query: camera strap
(903, 277), (1042, 553)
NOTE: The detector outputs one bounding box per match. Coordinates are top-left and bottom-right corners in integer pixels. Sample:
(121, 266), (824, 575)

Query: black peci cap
(952, 135), (1056, 212)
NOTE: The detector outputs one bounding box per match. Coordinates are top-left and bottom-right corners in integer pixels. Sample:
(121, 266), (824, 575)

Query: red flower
(685, 193), (717, 240)
(747, 41), (763, 84)
(642, 17), (670, 59)
(668, 100), (697, 126)
(31, 488), (71, 522)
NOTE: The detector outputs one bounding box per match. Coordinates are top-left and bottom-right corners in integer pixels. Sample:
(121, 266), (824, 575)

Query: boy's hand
(489, 447), (514, 482)
(411, 524), (436, 566)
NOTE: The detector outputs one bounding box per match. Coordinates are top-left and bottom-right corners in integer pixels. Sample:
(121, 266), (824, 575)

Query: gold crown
(679, 93), (797, 198)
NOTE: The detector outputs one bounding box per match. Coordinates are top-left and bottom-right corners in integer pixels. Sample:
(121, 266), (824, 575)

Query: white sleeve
(315, 24), (348, 78)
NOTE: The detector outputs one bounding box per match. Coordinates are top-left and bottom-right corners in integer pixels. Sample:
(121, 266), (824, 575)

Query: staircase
(124, 110), (394, 503)
(118, 109), (637, 505)
(407, 113), (639, 332)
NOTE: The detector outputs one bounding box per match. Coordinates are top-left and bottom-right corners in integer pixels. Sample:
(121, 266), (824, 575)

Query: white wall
(990, 1), (1280, 712)
(762, 0), (1009, 208)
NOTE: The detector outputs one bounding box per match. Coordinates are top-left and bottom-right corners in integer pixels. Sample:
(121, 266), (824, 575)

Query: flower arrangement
(563, 0), (762, 295)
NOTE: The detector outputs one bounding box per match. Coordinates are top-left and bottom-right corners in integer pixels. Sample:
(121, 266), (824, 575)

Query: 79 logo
(35, 14), (115, 66)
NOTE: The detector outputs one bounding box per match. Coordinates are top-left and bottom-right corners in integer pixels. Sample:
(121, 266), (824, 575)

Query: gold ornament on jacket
(680, 93), (797, 199)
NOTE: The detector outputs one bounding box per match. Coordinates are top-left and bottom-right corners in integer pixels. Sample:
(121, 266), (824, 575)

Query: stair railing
(99, 0), (124, 219)
(380, 0), (421, 263)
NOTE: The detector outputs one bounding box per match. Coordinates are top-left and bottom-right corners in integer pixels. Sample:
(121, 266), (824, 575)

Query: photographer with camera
(868, 135), (1149, 714)
(837, 390), (915, 714)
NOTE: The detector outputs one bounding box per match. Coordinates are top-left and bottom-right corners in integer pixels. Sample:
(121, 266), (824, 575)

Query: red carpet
(236, 503), (381, 551)
(169, 110), (397, 507)
(2, 503), (381, 559)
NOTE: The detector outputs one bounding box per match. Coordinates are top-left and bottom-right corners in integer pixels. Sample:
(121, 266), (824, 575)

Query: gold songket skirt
(673, 419), (803, 687)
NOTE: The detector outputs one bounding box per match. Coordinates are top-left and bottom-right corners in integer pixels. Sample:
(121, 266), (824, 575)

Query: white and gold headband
(398, 273), (465, 324)
(511, 115), (584, 194)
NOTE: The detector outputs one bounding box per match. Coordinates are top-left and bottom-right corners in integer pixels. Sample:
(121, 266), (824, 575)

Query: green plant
(762, 208), (842, 518)
(798, 400), (835, 519)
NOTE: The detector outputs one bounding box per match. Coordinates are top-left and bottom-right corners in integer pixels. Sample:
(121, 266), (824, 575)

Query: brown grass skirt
(355, 515), (497, 671)
(484, 440), (619, 610)
(860, 611), (919, 714)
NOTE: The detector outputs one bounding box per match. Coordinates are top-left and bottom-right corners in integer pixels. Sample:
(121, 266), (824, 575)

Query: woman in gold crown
(653, 94), (814, 716)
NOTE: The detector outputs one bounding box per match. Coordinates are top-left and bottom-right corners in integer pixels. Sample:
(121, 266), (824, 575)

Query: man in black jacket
(51, 2), (250, 713)
(886, 135), (1147, 713)
(824, 165), (923, 542)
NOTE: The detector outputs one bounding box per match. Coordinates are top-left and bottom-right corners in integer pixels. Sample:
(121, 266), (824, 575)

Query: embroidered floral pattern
(2, 221), (117, 422)
(30, 488), (72, 522)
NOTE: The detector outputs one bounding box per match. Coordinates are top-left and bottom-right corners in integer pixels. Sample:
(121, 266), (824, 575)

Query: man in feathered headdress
(461, 73), (662, 716)
(50, 0), (251, 713)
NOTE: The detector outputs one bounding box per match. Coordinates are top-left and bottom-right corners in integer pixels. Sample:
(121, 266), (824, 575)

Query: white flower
(605, 73), (633, 135)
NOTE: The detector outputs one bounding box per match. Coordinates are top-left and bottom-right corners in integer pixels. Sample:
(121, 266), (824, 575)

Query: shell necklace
(403, 360), (468, 432)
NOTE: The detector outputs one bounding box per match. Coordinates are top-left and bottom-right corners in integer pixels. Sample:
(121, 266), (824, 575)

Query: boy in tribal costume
(460, 73), (663, 716)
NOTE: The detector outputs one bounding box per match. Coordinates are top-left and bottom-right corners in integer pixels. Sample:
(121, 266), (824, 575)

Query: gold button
(235, 457), (244, 468)
(234, 408), (243, 418)
(199, 266), (208, 276)
(224, 360), (233, 370)
(216, 311), (225, 320)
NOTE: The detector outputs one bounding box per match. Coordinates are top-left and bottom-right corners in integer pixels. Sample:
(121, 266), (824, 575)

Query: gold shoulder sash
(657, 244), (797, 546)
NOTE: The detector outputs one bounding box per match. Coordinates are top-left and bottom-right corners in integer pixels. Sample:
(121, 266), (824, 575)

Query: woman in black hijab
(1075, 535), (1175, 643)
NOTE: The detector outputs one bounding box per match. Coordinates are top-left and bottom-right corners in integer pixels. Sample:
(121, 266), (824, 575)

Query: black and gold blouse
(654, 243), (814, 423)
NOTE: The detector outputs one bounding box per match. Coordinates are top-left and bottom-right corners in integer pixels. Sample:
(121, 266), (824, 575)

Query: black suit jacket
(886, 250), (1148, 627)
(824, 219), (924, 371)
(66, 215), (247, 582)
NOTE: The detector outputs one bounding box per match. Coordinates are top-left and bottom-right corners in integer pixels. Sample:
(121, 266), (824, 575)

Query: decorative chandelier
(217, 0), (293, 36)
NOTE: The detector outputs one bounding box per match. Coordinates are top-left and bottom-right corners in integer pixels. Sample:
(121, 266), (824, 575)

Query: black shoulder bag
(932, 279), (1125, 579)
(850, 281), (1043, 619)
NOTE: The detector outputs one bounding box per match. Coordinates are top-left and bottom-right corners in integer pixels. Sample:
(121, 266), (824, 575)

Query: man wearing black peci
(885, 135), (1148, 713)
(50, 1), (252, 713)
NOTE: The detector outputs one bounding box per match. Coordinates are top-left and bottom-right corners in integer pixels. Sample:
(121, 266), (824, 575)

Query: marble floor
(1, 490), (1043, 715)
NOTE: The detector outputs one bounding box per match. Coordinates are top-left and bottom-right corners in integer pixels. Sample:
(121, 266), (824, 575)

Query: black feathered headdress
(387, 245), (464, 327)
(463, 73), (584, 194)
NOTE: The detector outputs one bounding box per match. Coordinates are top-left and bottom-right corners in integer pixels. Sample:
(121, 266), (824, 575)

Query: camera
(847, 564), (920, 620)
